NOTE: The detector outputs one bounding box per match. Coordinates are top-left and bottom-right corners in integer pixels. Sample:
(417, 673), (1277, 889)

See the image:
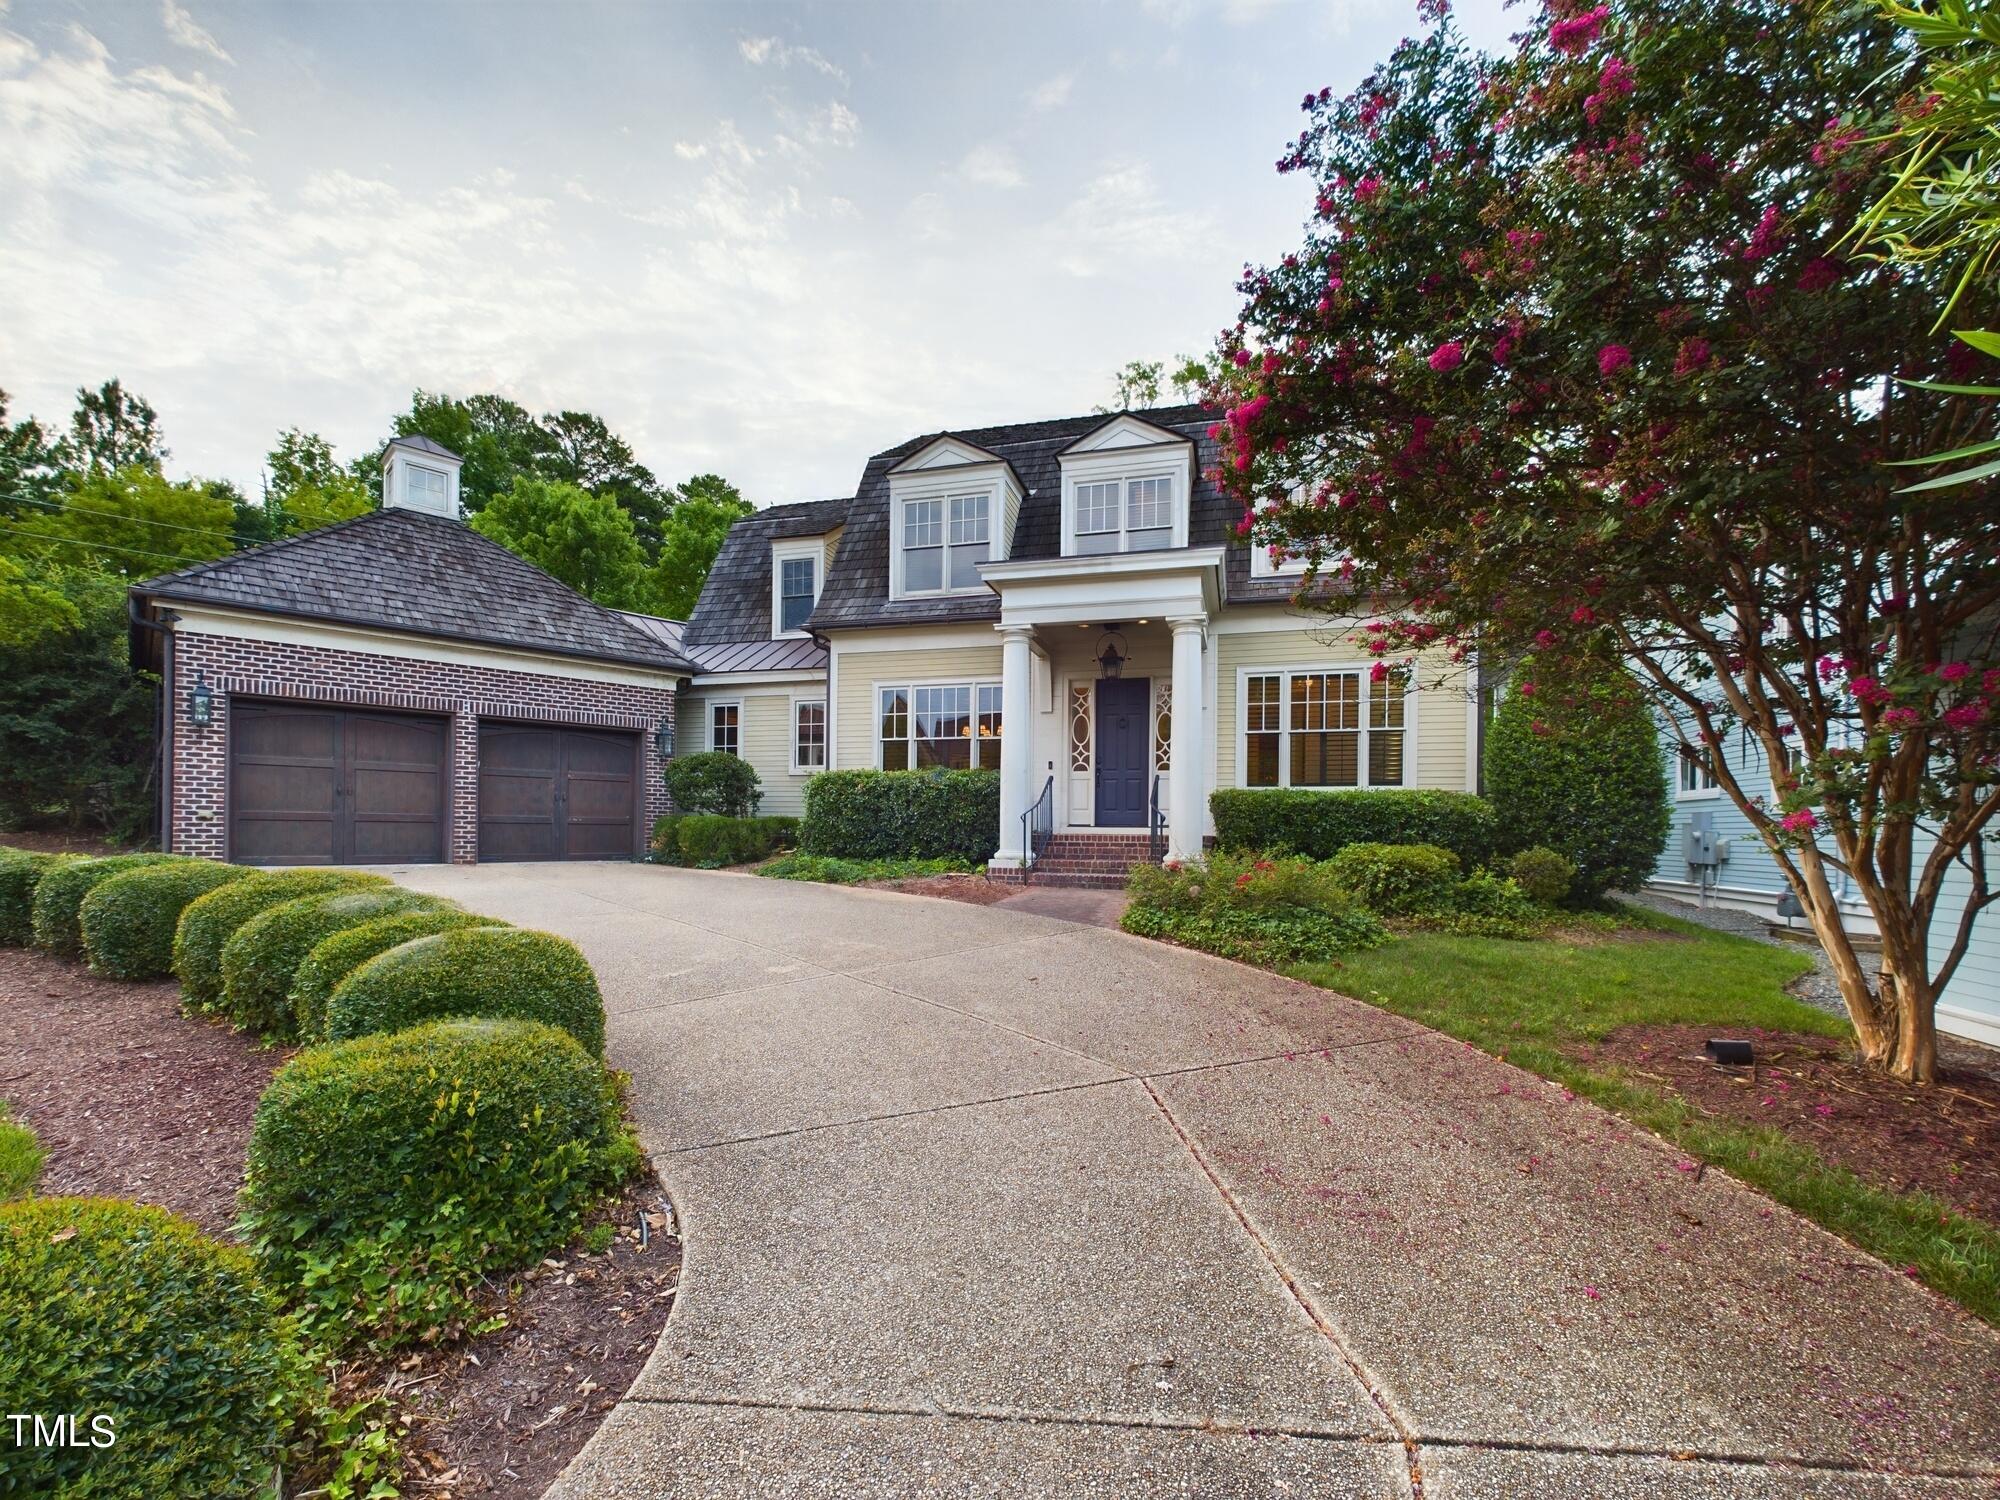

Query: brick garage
(130, 454), (698, 866)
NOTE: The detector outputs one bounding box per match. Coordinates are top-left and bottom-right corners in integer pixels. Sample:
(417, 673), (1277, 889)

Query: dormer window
(886, 437), (1021, 601)
(771, 538), (824, 637)
(901, 493), (992, 593)
(1075, 476), (1174, 555)
(1057, 414), (1194, 558)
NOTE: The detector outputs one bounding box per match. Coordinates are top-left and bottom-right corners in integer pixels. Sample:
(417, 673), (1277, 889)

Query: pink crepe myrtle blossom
(1370, 661), (1391, 684)
(1848, 676), (1892, 707)
(1937, 661), (1972, 684)
(1781, 808), (1819, 834)
(1570, 604), (1596, 624)
(1743, 204), (1785, 262)
(1534, 629), (1558, 649)
(1673, 338), (1711, 377)
(1597, 343), (1632, 375)
(1353, 174), (1385, 203)
(1796, 257), (1843, 293)
(1549, 6), (1608, 55)
(1428, 340), (1466, 372)
(1944, 702), (1989, 731)
(1880, 707), (1920, 731)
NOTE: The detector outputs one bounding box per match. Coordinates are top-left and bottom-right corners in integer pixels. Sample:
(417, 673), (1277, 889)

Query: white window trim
(872, 678), (1004, 770)
(888, 472), (1003, 602)
(771, 537), (823, 639)
(1059, 462), (1188, 557)
(1249, 487), (1348, 578)
(790, 695), (828, 775)
(1676, 743), (1721, 801)
(708, 699), (743, 757)
(1232, 664), (1416, 790)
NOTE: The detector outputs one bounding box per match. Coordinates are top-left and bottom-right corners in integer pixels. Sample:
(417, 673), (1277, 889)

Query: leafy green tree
(1484, 664), (1669, 900)
(264, 429), (373, 535)
(1, 468), (236, 577)
(468, 476), (648, 607)
(0, 569), (157, 841)
(390, 391), (553, 513)
(0, 555), (80, 648)
(538, 409), (668, 551)
(1215, 1), (1997, 1081)
(0, 390), (58, 516)
(55, 380), (165, 475)
(641, 475), (753, 618)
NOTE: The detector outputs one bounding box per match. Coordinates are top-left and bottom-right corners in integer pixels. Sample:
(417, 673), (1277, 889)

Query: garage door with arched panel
(477, 722), (639, 861)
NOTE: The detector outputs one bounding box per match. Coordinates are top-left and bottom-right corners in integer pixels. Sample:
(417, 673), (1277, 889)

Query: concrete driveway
(390, 862), (2000, 1499)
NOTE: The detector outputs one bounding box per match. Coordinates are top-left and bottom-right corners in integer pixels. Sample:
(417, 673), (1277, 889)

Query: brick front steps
(1021, 833), (1158, 890)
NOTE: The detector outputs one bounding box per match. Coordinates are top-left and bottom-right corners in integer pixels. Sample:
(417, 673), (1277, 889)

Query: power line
(6, 491), (250, 544)
(0, 522), (213, 569)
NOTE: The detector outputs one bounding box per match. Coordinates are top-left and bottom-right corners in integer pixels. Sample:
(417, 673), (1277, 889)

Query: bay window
(878, 681), (1003, 769)
(1240, 670), (1408, 788)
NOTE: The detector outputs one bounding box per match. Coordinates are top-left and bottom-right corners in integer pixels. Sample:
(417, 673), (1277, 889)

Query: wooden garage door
(477, 723), (639, 862)
(230, 703), (447, 866)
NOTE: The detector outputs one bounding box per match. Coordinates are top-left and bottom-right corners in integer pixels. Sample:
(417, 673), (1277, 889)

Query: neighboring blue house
(1649, 727), (2000, 1048)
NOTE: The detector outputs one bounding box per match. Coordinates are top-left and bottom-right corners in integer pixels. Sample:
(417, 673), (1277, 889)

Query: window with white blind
(898, 493), (991, 596)
(1070, 474), (1176, 555)
(1239, 669), (1409, 788)
(878, 682), (1003, 769)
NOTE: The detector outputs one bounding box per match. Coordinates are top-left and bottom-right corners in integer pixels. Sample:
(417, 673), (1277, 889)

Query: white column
(1168, 616), (1206, 862)
(993, 624), (1036, 868)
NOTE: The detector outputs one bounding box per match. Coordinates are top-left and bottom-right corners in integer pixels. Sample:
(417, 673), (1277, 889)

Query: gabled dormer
(1056, 414), (1195, 557)
(886, 436), (1025, 600)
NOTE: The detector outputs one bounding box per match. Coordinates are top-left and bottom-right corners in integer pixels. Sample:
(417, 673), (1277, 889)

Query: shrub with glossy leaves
(1508, 846), (1578, 907)
(664, 750), (762, 817)
(1123, 851), (1387, 966)
(652, 813), (798, 867)
(242, 1018), (630, 1347)
(1209, 788), (1497, 867)
(174, 869), (389, 1013)
(30, 852), (184, 958)
(291, 909), (507, 1044)
(220, 888), (447, 1041)
(1323, 842), (1462, 916)
(326, 926), (606, 1056)
(800, 769), (1001, 864)
(0, 851), (71, 947)
(80, 860), (252, 980)
(0, 1196), (312, 1498)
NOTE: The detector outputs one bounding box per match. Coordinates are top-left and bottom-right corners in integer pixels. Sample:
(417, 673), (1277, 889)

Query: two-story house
(677, 404), (1483, 876)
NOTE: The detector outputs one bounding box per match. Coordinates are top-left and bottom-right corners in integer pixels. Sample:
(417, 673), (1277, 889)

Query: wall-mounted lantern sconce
(188, 671), (214, 729)
(654, 714), (675, 760)
(1095, 627), (1128, 680)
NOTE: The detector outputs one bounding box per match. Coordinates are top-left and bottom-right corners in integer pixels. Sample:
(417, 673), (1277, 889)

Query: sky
(0, 0), (1518, 508)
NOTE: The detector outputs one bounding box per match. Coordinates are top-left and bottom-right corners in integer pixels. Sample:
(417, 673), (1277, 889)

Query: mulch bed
(0, 830), (139, 857)
(1572, 1023), (2000, 1224)
(868, 872), (1016, 905)
(0, 945), (679, 1499)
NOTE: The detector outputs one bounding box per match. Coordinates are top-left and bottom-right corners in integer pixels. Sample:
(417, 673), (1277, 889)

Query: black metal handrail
(1148, 773), (1166, 865)
(1023, 775), (1054, 872)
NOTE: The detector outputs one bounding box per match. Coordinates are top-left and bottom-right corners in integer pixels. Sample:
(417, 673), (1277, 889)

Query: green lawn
(758, 853), (978, 885)
(0, 1102), (42, 1200)
(1293, 911), (2000, 1326)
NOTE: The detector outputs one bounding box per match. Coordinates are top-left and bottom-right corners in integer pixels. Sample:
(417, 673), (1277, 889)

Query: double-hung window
(1073, 476), (1174, 555)
(1241, 670), (1407, 788)
(710, 702), (741, 757)
(779, 556), (817, 633)
(878, 682), (1002, 769)
(901, 493), (990, 594)
(407, 464), (449, 511)
(1678, 745), (1718, 797)
(792, 699), (826, 772)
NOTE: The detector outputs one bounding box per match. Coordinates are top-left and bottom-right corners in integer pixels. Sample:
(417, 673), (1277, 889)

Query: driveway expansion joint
(1410, 1432), (2000, 1483)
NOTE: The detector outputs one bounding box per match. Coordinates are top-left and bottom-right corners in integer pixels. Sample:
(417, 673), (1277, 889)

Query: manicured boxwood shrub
(242, 1018), (631, 1347)
(80, 860), (253, 980)
(1484, 666), (1670, 899)
(1508, 846), (1577, 907)
(175, 869), (389, 1014)
(665, 750), (762, 817)
(1209, 787), (1498, 867)
(0, 1196), (311, 1498)
(800, 769), (1001, 864)
(291, 909), (507, 1044)
(1122, 852), (1387, 966)
(220, 888), (447, 1041)
(325, 926), (606, 1056)
(1323, 842), (1462, 916)
(0, 850), (71, 947)
(30, 852), (185, 959)
(652, 813), (798, 867)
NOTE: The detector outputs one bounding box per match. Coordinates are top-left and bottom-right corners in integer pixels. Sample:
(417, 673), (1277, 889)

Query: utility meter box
(1684, 811), (1721, 868)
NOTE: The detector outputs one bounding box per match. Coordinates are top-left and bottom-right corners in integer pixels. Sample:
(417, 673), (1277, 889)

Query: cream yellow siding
(1212, 624), (1471, 793)
(679, 688), (825, 817)
(823, 525), (845, 576)
(830, 641), (1005, 770)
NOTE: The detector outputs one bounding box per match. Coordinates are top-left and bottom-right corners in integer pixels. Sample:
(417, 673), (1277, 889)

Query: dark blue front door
(1094, 677), (1150, 827)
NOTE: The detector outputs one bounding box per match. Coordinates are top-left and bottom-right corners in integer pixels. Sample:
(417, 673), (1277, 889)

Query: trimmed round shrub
(665, 749), (762, 817)
(1323, 842), (1461, 916)
(174, 869), (389, 1014)
(0, 1196), (310, 1498)
(291, 908), (507, 1044)
(242, 1018), (627, 1346)
(653, 813), (798, 867)
(1508, 846), (1577, 907)
(220, 888), (448, 1041)
(0, 851), (73, 947)
(800, 768), (1001, 864)
(326, 926), (606, 1056)
(80, 860), (253, 980)
(30, 853), (184, 959)
(1484, 665), (1670, 899)
(1208, 787), (1497, 867)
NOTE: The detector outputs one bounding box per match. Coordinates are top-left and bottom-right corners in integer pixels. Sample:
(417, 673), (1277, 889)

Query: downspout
(128, 596), (174, 853)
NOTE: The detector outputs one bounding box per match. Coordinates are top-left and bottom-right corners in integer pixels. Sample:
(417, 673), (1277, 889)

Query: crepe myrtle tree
(1212, 0), (2000, 1082)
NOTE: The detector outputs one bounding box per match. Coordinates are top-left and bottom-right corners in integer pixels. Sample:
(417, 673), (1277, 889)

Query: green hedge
(242, 1018), (629, 1347)
(1209, 788), (1497, 866)
(326, 926), (606, 1056)
(30, 853), (185, 959)
(652, 813), (798, 867)
(1322, 842), (1462, 916)
(175, 870), (389, 1014)
(291, 909), (506, 1044)
(219, 888), (445, 1041)
(800, 769), (1001, 864)
(0, 851), (72, 947)
(80, 861), (253, 980)
(0, 1106), (41, 1200)
(1122, 852), (1388, 966)
(0, 1196), (310, 1498)
(1508, 846), (1577, 906)
(664, 750), (762, 817)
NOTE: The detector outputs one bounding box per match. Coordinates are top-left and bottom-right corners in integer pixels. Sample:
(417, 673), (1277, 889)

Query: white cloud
(736, 35), (847, 85)
(955, 144), (1023, 190)
(672, 140), (707, 161)
(160, 0), (232, 64)
(1029, 74), (1073, 111)
(1045, 160), (1215, 278)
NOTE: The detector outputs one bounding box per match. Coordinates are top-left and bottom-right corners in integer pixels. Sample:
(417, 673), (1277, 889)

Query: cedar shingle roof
(681, 496), (851, 672)
(133, 508), (699, 675)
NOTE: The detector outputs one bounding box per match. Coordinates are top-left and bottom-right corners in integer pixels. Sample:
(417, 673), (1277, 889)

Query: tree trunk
(1876, 938), (1940, 1085)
